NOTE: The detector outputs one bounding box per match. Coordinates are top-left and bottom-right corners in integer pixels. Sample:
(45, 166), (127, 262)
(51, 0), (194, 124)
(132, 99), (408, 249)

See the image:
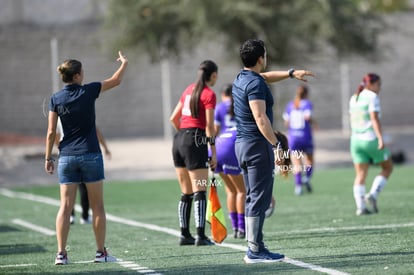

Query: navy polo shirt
(49, 82), (102, 155)
(232, 70), (274, 142)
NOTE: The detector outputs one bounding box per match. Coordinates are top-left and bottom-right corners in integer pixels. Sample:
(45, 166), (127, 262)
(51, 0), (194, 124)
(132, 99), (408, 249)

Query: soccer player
(170, 60), (218, 246)
(232, 39), (314, 263)
(44, 51), (128, 265)
(283, 85), (317, 195)
(349, 73), (393, 216)
(214, 83), (246, 239)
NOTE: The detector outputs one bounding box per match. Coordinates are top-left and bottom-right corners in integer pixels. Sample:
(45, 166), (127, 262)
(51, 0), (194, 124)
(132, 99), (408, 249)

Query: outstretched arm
(261, 70), (315, 83)
(101, 51), (128, 92)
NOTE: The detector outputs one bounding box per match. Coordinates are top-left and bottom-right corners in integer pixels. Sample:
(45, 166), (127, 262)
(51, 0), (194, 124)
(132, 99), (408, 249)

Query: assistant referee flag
(206, 182), (227, 243)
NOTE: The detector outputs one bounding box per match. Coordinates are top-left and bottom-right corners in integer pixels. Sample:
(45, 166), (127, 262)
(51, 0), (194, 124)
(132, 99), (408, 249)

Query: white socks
(369, 175), (388, 199)
(354, 175), (388, 210)
(353, 185), (366, 210)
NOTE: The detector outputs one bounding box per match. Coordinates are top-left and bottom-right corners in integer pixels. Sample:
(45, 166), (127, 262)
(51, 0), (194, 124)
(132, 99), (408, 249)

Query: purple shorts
(289, 138), (314, 155)
(214, 130), (241, 175)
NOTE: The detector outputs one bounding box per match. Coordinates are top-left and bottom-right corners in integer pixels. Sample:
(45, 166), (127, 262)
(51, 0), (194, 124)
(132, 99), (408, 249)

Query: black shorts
(172, 128), (208, 170)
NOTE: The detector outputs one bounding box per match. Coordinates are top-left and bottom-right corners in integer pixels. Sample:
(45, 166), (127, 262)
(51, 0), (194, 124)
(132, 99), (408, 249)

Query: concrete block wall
(1, 0), (412, 138)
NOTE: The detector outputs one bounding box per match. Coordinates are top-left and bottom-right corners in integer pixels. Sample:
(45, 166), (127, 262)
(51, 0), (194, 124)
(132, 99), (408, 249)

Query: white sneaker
(70, 215), (75, 225)
(94, 247), (117, 263)
(365, 194), (378, 213)
(80, 217), (92, 224)
(295, 186), (303, 196)
(55, 252), (68, 265)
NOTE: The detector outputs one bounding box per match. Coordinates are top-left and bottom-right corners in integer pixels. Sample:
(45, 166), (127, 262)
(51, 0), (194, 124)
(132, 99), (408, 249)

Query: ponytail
(355, 73), (380, 101)
(220, 83), (234, 118)
(190, 60), (218, 118)
(293, 85), (308, 109)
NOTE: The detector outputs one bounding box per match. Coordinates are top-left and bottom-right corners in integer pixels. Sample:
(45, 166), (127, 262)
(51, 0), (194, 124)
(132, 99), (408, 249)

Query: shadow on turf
(268, 227), (399, 242)
(135, 251), (303, 274)
(300, 251), (414, 270)
(0, 243), (47, 255)
(161, 263), (303, 275)
(0, 225), (21, 233)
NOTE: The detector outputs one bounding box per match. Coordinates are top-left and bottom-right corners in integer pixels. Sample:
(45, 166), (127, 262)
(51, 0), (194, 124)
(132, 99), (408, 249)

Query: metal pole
(161, 56), (172, 140)
(50, 37), (59, 93)
(340, 62), (350, 135)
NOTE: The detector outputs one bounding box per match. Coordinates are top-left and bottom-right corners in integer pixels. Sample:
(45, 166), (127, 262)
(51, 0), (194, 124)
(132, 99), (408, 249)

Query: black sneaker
(356, 208), (372, 216)
(304, 181), (312, 193)
(195, 236), (214, 246)
(237, 231), (245, 239)
(233, 229), (238, 238)
(179, 235), (195, 246)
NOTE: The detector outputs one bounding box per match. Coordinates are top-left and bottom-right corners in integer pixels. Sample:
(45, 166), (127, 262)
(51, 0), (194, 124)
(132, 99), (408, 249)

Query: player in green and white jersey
(349, 73), (393, 216)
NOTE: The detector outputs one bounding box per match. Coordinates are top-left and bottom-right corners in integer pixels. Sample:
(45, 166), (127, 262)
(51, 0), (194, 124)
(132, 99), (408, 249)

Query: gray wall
(1, 0), (413, 138)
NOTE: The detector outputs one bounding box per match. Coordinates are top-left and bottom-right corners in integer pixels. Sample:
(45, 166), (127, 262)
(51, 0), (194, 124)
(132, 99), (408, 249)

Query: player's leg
(189, 168), (213, 245)
(366, 144), (393, 213)
(353, 163), (370, 215)
(229, 174), (246, 238)
(86, 180), (115, 262)
(220, 173), (238, 237)
(175, 167), (195, 244)
(56, 183), (78, 257)
(79, 182), (90, 223)
(291, 152), (303, 195)
(55, 155), (80, 264)
(303, 151), (314, 193)
(351, 139), (372, 215)
(85, 181), (106, 252)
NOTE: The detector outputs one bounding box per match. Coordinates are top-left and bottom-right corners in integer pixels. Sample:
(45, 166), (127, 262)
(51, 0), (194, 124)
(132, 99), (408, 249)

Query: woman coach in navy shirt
(44, 51), (128, 265)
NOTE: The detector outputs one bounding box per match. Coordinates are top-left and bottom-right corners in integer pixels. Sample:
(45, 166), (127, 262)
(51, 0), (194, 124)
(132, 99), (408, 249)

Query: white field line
(12, 218), (55, 236)
(14, 188), (414, 274)
(216, 243), (350, 275)
(0, 264), (37, 268)
(273, 222), (414, 235)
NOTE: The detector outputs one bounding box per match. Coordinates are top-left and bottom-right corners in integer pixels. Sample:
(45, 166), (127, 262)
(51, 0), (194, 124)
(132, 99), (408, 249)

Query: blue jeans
(58, 153), (104, 184)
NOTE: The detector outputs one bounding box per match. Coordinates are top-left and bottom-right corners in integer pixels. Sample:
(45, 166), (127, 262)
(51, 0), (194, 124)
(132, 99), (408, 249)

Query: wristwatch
(288, 68), (295, 78)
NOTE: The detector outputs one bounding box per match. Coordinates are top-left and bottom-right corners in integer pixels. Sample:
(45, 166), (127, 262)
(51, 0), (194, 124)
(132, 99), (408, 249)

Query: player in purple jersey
(214, 84), (246, 238)
(283, 85), (317, 195)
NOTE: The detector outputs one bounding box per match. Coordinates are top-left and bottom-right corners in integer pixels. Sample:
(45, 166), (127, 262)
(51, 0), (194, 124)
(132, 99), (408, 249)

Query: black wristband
(45, 158), (55, 162)
(288, 68), (295, 78)
(207, 136), (216, 146)
(272, 142), (281, 150)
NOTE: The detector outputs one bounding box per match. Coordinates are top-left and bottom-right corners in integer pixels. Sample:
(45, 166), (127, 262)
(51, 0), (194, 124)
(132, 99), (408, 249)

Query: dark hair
(355, 73), (380, 101)
(57, 59), (82, 83)
(274, 131), (291, 178)
(190, 60), (218, 118)
(239, 39), (265, 68)
(294, 85), (309, 109)
(220, 83), (234, 118)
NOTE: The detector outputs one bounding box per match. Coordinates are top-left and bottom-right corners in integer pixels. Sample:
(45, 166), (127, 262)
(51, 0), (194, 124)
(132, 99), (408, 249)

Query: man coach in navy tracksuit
(232, 39), (314, 264)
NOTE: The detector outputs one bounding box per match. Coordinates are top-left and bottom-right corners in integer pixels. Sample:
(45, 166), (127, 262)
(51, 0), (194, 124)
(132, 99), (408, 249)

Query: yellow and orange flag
(206, 183), (227, 243)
